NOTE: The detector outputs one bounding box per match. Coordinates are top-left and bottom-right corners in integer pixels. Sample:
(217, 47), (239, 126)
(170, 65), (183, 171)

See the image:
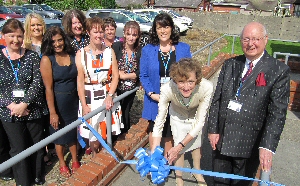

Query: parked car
(0, 6), (23, 20)
(0, 18), (62, 46)
(38, 4), (64, 19)
(132, 9), (189, 35)
(86, 9), (152, 38)
(7, 6), (33, 17)
(23, 4), (62, 19)
(162, 9), (193, 28)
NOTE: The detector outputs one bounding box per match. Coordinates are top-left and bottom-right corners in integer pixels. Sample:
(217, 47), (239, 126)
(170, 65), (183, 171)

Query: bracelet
(179, 142), (185, 148)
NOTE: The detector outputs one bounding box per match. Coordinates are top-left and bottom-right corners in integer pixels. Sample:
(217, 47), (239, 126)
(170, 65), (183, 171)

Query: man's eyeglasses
(241, 36), (266, 44)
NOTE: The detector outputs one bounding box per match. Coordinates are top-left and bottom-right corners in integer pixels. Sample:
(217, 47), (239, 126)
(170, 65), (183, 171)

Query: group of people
(0, 7), (290, 186)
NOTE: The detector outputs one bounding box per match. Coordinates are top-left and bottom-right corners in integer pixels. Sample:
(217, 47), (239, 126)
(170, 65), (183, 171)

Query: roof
(247, 1), (278, 11)
(115, 0), (146, 7)
(154, 0), (203, 8)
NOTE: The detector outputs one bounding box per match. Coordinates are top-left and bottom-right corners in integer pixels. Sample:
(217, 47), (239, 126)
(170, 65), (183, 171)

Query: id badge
(227, 99), (242, 112)
(160, 77), (170, 84)
(92, 59), (103, 68)
(12, 89), (25, 98)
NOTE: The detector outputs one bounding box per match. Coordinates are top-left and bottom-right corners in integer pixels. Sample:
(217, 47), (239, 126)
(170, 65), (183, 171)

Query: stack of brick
(201, 53), (236, 78)
(288, 61), (300, 73)
(48, 52), (230, 186)
(289, 80), (300, 112)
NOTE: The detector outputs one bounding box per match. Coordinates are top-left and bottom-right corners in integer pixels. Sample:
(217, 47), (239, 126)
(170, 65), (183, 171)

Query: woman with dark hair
(103, 17), (120, 47)
(112, 21), (141, 134)
(152, 58), (212, 186)
(40, 26), (80, 177)
(140, 13), (192, 159)
(76, 17), (122, 157)
(62, 9), (89, 52)
(0, 18), (46, 185)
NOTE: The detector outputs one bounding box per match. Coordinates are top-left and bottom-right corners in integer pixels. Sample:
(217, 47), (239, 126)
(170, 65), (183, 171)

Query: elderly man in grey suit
(208, 22), (290, 186)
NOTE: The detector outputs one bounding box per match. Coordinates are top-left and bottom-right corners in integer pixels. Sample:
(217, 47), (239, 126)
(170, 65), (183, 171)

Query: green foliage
(125, 4), (144, 10)
(15, 0), (26, 6)
(44, 0), (75, 11)
(212, 35), (300, 59)
(43, 0), (116, 11)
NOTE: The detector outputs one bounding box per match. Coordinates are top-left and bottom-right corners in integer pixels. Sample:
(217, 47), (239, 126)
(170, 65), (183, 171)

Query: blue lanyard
(90, 49), (103, 73)
(159, 47), (172, 77)
(235, 81), (243, 98)
(125, 52), (134, 73)
(6, 48), (21, 86)
(74, 37), (84, 49)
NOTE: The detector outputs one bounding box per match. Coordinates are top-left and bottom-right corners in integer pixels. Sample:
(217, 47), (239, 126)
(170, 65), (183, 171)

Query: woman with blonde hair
(23, 13), (46, 56)
(24, 12), (56, 167)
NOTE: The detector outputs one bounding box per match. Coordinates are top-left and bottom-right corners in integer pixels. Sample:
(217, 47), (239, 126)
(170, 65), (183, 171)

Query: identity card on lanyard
(160, 48), (172, 84)
(6, 48), (24, 98)
(227, 81), (244, 112)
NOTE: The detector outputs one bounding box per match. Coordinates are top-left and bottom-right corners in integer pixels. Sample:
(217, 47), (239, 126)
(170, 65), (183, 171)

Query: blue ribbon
(78, 117), (285, 186)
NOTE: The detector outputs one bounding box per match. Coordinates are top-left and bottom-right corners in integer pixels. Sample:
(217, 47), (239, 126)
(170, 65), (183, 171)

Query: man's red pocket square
(256, 72), (266, 86)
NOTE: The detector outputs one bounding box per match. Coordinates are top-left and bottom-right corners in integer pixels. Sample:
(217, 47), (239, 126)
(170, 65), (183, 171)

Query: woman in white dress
(76, 17), (123, 157)
(151, 58), (213, 186)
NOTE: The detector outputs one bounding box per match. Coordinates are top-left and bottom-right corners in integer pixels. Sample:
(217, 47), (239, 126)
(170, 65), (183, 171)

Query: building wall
(212, 5), (241, 13)
(179, 11), (300, 41)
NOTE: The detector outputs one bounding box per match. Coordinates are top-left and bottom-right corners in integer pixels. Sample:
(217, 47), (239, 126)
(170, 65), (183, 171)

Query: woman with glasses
(151, 58), (213, 186)
(140, 13), (191, 160)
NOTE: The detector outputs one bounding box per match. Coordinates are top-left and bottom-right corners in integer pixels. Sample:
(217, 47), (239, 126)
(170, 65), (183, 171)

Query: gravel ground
(0, 27), (227, 186)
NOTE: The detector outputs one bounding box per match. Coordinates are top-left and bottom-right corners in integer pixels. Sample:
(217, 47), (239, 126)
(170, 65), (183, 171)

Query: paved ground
(110, 71), (300, 186)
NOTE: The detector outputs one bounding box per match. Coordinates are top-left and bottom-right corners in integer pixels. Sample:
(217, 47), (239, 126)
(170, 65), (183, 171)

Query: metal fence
(0, 87), (139, 173)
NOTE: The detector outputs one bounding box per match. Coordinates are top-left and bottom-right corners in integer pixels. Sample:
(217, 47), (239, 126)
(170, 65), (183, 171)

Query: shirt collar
(245, 51), (265, 68)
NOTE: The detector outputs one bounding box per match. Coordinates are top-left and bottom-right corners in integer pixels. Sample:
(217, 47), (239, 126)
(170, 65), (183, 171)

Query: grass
(212, 36), (300, 59)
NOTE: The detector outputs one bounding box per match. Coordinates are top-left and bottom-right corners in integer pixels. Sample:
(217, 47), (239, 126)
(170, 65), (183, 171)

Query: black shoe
(0, 176), (13, 181)
(34, 178), (44, 185)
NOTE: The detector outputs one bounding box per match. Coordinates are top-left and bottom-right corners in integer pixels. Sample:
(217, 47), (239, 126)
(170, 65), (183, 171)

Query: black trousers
(2, 118), (44, 186)
(213, 150), (259, 186)
(0, 120), (13, 177)
(117, 89), (136, 134)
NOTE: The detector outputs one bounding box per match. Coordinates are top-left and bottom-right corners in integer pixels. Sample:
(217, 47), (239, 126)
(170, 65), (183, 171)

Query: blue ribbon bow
(78, 117), (285, 186)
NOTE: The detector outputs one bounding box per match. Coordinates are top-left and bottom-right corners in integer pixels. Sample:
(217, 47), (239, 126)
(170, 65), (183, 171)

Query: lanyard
(6, 48), (21, 86)
(125, 51), (134, 73)
(159, 47), (172, 77)
(90, 49), (103, 73)
(74, 37), (84, 49)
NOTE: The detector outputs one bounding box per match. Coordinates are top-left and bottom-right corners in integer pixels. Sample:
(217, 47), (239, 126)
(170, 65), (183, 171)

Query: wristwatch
(108, 92), (114, 97)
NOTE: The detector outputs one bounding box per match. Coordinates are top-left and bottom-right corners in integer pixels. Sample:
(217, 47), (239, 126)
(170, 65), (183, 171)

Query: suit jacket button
(244, 109), (247, 112)
(241, 124), (243, 127)
(254, 93), (257, 96)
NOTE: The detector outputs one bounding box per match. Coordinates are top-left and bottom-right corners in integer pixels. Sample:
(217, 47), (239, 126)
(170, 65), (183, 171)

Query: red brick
(290, 80), (300, 92)
(65, 177), (86, 185)
(114, 144), (129, 157)
(73, 171), (97, 186)
(84, 163), (104, 180)
(95, 153), (118, 172)
(48, 183), (58, 186)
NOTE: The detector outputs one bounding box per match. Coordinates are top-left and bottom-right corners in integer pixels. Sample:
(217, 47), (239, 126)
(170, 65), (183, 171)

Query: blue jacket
(140, 42), (192, 121)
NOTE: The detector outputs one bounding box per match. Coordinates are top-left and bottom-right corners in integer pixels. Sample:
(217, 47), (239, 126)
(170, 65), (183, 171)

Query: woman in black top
(62, 9), (89, 53)
(0, 18), (46, 186)
(112, 21), (141, 134)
